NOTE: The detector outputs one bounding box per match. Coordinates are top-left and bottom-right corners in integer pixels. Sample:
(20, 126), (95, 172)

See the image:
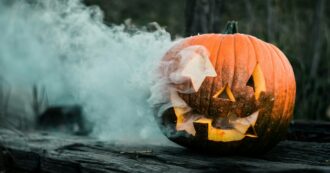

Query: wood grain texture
(0, 126), (329, 173)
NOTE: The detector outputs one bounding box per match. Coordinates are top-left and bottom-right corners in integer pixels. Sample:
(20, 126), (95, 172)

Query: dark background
(84, 0), (330, 121)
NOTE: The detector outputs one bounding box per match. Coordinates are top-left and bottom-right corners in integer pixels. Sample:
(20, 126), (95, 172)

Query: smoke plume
(0, 0), (175, 145)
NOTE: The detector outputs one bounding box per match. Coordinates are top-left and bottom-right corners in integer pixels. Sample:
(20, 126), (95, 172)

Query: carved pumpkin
(152, 22), (296, 154)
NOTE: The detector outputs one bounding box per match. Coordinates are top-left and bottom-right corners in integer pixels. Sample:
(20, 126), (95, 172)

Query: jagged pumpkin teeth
(154, 21), (296, 155)
(193, 114), (258, 142)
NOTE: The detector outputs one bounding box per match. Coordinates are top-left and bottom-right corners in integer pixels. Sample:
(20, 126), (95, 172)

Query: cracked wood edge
(0, 129), (329, 173)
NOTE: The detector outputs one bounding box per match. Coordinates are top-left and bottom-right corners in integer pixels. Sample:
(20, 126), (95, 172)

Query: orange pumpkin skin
(156, 33), (296, 155)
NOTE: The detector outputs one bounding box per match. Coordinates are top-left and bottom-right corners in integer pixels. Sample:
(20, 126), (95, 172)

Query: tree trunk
(244, 0), (255, 34)
(310, 0), (325, 79)
(185, 0), (222, 36)
(266, 0), (275, 42)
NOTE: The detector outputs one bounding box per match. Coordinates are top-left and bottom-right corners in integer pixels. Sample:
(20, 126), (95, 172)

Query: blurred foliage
(84, 0), (185, 37)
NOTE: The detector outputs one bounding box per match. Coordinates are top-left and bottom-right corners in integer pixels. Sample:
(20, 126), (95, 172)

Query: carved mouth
(170, 89), (259, 142)
(158, 45), (267, 142)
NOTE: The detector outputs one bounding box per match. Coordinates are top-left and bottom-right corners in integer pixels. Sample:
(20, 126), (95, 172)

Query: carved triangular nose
(212, 84), (236, 102)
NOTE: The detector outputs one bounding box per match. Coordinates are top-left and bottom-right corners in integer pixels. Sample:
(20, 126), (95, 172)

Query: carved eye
(247, 63), (266, 100)
(212, 84), (236, 102)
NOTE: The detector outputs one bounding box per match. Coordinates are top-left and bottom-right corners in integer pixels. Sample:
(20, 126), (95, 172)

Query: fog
(0, 0), (175, 145)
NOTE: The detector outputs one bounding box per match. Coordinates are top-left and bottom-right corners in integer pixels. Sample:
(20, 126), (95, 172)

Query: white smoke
(0, 0), (175, 145)
(148, 45), (217, 136)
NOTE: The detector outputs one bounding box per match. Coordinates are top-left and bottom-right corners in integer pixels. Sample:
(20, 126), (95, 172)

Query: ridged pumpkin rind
(158, 33), (296, 154)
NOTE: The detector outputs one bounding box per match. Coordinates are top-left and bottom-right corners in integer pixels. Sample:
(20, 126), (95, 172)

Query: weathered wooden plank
(287, 120), (330, 142)
(0, 129), (329, 173)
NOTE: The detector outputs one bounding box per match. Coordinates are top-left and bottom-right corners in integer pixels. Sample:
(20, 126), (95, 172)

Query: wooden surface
(287, 120), (330, 142)
(0, 126), (329, 173)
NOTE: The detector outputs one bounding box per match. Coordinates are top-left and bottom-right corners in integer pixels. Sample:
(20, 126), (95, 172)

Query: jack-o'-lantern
(150, 22), (296, 155)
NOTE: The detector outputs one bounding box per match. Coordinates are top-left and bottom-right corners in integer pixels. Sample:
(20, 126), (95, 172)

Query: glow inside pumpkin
(168, 45), (268, 142)
(152, 33), (296, 154)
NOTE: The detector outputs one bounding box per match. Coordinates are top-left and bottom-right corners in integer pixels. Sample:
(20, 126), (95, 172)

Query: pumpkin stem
(223, 21), (238, 34)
